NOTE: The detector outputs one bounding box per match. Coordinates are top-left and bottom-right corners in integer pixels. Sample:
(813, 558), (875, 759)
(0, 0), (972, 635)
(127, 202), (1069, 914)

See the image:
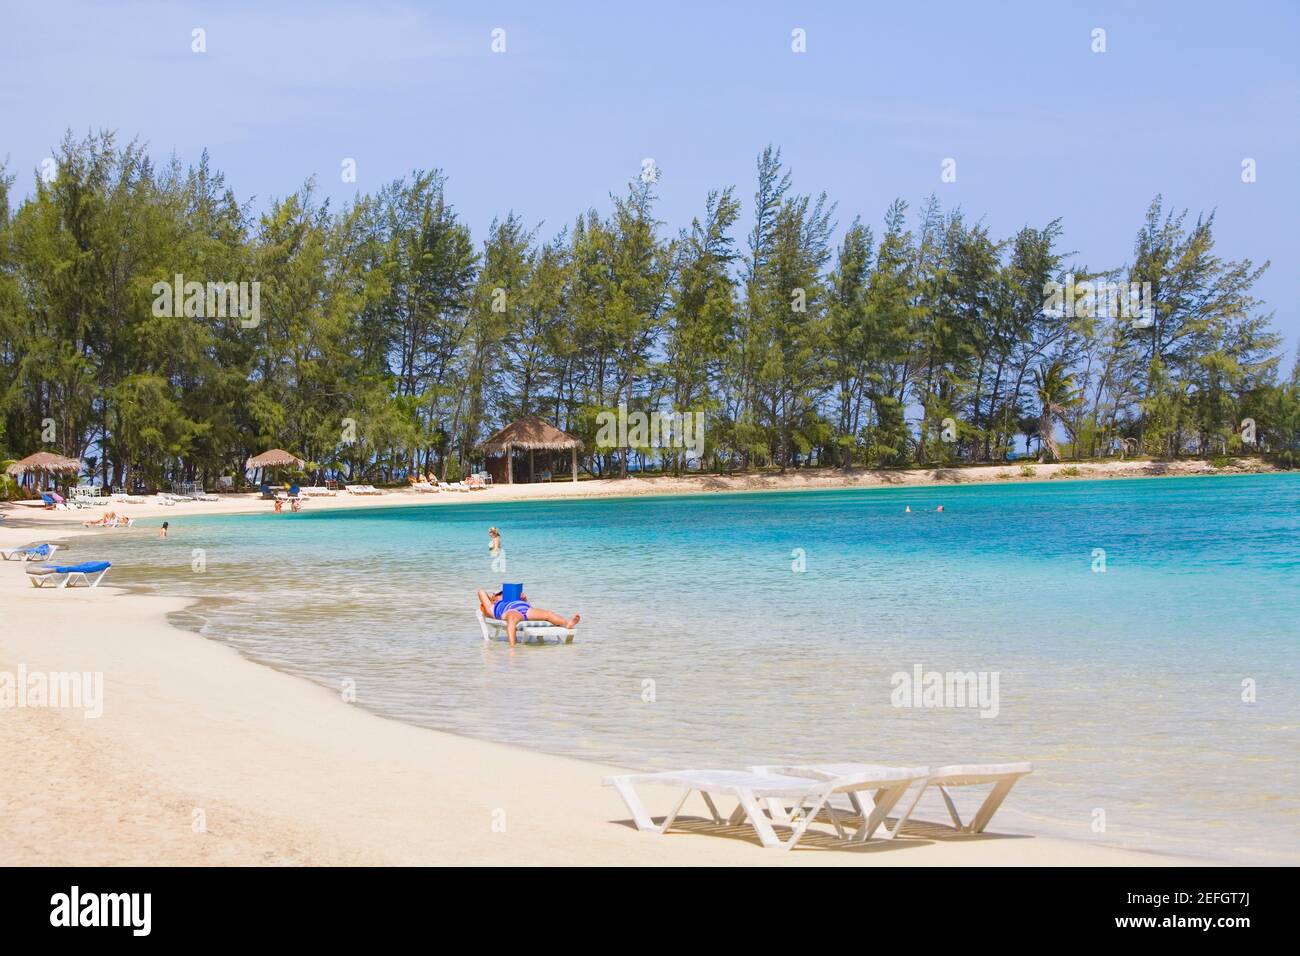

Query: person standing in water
(159, 521), (169, 539)
(488, 527), (501, 554)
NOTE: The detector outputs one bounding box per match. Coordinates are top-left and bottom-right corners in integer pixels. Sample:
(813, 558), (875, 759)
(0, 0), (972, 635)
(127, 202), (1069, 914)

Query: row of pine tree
(1, 133), (1297, 490)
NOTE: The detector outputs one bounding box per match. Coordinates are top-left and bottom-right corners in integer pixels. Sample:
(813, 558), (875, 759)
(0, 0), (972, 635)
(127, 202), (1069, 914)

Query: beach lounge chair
(0, 543), (59, 562)
(345, 484), (382, 495)
(603, 767), (909, 850)
(301, 486), (336, 497)
(476, 609), (575, 645)
(748, 763), (931, 841)
(26, 560), (112, 588)
(762, 761), (1033, 837)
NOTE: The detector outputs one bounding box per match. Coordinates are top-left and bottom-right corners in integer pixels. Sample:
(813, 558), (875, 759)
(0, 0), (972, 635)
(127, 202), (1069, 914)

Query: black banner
(0, 866), (1276, 941)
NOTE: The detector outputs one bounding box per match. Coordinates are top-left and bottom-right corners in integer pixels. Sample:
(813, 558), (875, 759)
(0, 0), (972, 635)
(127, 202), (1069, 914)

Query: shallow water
(83, 474), (1300, 861)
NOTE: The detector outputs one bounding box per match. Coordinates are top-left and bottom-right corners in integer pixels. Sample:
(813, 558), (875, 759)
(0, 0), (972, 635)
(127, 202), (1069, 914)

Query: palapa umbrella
(245, 448), (307, 490)
(245, 448), (306, 470)
(5, 451), (82, 488)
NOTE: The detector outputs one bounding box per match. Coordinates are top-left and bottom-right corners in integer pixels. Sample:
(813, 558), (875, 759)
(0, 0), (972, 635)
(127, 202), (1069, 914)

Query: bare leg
(504, 610), (524, 646)
(526, 607), (581, 629)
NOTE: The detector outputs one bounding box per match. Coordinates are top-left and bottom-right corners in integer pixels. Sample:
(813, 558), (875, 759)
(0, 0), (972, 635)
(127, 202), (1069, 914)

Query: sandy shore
(1, 463), (1239, 865)
(2, 455), (1276, 524)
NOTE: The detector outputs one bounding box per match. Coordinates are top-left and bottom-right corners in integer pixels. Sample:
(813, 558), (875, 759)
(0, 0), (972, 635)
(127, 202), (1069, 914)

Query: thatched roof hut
(481, 416), (582, 483)
(245, 448), (306, 470)
(5, 451), (82, 480)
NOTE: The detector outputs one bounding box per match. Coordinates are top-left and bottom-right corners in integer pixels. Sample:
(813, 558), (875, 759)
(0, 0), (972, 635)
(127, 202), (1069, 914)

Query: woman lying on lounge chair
(476, 587), (581, 646)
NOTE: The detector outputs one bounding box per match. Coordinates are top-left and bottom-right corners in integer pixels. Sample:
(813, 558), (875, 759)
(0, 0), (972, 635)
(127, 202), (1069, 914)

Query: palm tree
(1034, 360), (1082, 462)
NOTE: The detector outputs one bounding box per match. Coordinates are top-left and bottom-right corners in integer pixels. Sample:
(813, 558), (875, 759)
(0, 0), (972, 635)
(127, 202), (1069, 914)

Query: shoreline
(0, 467), (1262, 865)
(2, 456), (1280, 525)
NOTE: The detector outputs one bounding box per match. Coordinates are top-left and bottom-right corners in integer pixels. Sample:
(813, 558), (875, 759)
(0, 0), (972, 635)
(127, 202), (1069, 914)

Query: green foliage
(0, 137), (1289, 485)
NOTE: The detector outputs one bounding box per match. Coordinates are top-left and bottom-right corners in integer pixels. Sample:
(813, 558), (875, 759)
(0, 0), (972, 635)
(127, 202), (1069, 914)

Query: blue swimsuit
(493, 599), (531, 620)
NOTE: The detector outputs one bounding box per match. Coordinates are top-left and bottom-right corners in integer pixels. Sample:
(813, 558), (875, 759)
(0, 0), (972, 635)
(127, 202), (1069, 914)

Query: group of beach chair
(407, 475), (489, 493)
(1, 542), (112, 589)
(605, 761), (1033, 851)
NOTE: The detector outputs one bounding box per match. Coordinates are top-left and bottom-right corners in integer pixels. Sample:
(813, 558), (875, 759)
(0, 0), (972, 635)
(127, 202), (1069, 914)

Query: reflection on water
(84, 475), (1300, 861)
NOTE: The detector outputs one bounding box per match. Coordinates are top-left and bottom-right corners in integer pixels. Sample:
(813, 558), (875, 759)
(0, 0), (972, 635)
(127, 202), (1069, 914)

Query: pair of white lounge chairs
(605, 761), (1032, 851)
(475, 609), (575, 644)
(344, 484), (383, 495)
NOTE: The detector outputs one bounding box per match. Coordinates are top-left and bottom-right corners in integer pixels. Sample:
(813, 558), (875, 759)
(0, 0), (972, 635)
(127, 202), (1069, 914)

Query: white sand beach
(0, 466), (1238, 866)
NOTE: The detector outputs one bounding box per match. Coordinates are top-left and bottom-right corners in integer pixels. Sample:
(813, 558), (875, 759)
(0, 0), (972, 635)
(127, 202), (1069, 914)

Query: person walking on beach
(476, 587), (580, 647)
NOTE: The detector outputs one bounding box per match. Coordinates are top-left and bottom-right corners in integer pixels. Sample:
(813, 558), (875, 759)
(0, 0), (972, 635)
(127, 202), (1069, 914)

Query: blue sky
(3, 0), (1297, 363)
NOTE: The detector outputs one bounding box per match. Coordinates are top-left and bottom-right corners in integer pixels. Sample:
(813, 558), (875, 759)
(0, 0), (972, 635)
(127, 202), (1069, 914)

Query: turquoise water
(83, 475), (1300, 861)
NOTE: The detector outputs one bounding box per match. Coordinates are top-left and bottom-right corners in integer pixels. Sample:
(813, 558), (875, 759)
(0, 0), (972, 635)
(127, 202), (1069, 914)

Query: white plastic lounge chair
(26, 560), (112, 589)
(301, 486), (336, 497)
(603, 767), (901, 850)
(476, 609), (574, 644)
(749, 763), (930, 840)
(897, 762), (1033, 834)
(767, 761), (1033, 837)
(0, 543), (59, 562)
(345, 484), (383, 495)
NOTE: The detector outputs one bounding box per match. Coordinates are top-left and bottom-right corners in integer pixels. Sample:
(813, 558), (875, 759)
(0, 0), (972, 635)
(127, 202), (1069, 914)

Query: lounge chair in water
(26, 560), (112, 589)
(476, 609), (574, 645)
(603, 766), (924, 850)
(0, 543), (59, 562)
(759, 761), (1033, 838)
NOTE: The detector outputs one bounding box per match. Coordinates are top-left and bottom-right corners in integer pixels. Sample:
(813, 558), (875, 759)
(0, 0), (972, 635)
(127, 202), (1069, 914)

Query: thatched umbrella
(481, 416), (583, 484)
(245, 448), (306, 470)
(5, 451), (82, 490)
(245, 449), (306, 487)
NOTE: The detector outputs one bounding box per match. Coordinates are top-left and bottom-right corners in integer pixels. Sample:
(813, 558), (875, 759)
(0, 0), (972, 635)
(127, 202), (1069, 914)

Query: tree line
(1, 132), (1297, 491)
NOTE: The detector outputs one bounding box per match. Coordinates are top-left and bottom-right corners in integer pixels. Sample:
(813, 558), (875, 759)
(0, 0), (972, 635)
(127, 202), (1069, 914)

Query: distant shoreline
(1, 456), (1283, 525)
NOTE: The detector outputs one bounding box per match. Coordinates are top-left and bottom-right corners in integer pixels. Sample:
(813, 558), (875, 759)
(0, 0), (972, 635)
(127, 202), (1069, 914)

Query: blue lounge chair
(26, 560), (112, 589)
(0, 543), (59, 562)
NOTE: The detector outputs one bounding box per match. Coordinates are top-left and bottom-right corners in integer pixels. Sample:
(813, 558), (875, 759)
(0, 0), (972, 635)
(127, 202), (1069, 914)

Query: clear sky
(2, 0), (1296, 362)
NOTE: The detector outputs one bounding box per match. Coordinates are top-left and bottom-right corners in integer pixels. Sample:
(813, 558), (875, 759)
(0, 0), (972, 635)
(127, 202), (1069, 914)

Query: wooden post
(529, 449), (535, 482)
(571, 446), (578, 483)
(506, 449), (513, 484)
